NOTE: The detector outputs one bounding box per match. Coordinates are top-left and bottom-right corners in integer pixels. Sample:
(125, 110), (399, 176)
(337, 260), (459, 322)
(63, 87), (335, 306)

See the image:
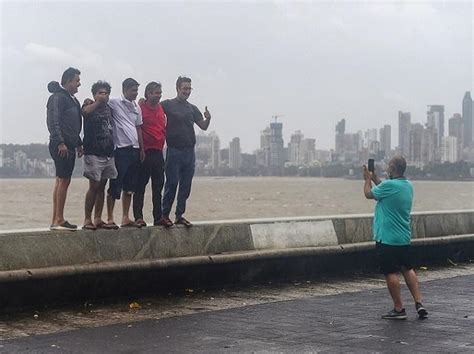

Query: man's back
(371, 178), (413, 246)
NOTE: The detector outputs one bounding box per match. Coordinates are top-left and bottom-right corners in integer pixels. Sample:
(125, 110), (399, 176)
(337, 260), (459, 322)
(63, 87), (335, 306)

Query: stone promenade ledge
(0, 210), (473, 308)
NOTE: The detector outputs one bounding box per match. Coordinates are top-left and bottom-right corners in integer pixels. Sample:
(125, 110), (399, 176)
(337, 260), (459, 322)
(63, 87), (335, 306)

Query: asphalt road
(2, 270), (473, 353)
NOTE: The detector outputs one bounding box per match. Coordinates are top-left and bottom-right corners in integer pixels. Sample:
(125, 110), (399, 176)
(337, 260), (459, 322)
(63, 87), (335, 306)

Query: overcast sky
(1, 1), (472, 152)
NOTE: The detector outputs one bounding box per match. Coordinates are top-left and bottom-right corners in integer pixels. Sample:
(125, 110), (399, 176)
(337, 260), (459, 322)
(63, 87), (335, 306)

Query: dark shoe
(416, 302), (428, 319)
(175, 217), (193, 227)
(135, 218), (147, 227)
(157, 216), (174, 228)
(382, 308), (407, 320)
(51, 221), (77, 231)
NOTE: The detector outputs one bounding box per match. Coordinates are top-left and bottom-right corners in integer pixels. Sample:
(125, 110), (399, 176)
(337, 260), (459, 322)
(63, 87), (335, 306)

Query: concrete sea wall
(0, 210), (473, 309)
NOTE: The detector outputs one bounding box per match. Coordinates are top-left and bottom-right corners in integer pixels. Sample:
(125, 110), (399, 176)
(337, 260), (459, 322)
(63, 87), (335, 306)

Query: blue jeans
(162, 147), (195, 219)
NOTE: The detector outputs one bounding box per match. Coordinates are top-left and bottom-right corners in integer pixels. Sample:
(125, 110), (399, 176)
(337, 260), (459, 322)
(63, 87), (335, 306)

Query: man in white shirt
(105, 78), (145, 228)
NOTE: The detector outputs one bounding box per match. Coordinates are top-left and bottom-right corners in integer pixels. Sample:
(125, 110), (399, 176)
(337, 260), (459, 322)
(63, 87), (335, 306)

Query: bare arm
(363, 165), (375, 199)
(82, 98), (104, 116)
(136, 125), (145, 162)
(372, 171), (382, 185)
(195, 106), (211, 131)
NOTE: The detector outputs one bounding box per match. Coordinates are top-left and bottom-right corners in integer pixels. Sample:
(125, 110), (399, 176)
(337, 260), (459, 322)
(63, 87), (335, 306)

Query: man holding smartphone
(363, 156), (428, 320)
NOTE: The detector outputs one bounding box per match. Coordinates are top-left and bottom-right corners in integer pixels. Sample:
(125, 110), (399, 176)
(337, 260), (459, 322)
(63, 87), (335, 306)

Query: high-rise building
(398, 111), (411, 158)
(427, 105), (445, 147)
(423, 125), (438, 163)
(259, 127), (271, 167)
(449, 113), (463, 158)
(210, 133), (220, 170)
(335, 119), (345, 155)
(269, 122), (285, 167)
(229, 137), (241, 169)
(441, 136), (458, 163)
(409, 123), (424, 164)
(258, 121), (285, 167)
(289, 130), (304, 165)
(300, 138), (316, 165)
(462, 91), (473, 148)
(379, 125), (391, 158)
(363, 129), (378, 152)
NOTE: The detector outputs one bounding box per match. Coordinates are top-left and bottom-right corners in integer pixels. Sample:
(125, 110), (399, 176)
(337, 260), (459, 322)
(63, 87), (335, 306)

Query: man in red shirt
(133, 82), (166, 226)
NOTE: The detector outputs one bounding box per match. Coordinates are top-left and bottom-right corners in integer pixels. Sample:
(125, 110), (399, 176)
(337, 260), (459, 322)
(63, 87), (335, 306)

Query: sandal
(82, 224), (97, 231)
(95, 221), (106, 229)
(135, 219), (147, 227)
(103, 222), (119, 230)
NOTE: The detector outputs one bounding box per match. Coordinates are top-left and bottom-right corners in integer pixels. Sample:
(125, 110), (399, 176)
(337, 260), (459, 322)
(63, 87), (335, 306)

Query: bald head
(388, 156), (407, 178)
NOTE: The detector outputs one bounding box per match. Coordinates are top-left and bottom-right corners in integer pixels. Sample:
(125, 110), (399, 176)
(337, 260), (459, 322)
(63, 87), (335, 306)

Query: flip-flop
(95, 221), (106, 229)
(135, 219), (147, 227)
(103, 222), (119, 230)
(82, 224), (97, 231)
(121, 222), (141, 228)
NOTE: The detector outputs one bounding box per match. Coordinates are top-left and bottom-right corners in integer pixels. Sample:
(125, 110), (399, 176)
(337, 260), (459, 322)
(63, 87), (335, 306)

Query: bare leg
(54, 177), (71, 225)
(121, 192), (133, 225)
(51, 178), (59, 225)
(106, 193), (115, 224)
(385, 273), (403, 311)
(401, 268), (422, 304)
(84, 180), (101, 226)
(94, 179), (108, 225)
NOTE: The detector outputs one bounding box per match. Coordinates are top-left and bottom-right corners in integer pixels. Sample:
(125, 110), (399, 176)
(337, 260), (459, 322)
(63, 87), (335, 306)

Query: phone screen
(368, 159), (375, 172)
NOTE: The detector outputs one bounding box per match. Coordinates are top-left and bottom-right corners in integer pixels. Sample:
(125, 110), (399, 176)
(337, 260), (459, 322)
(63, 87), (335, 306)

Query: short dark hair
(122, 78), (140, 91)
(144, 81), (162, 99)
(176, 76), (191, 89)
(61, 67), (81, 85)
(91, 80), (111, 96)
(391, 156), (407, 175)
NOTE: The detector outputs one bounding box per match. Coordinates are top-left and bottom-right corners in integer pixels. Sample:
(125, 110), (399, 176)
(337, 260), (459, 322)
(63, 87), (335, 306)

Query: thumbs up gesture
(204, 106), (211, 120)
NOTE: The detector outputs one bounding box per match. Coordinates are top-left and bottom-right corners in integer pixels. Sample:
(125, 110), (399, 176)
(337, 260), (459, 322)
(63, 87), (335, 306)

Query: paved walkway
(2, 274), (473, 353)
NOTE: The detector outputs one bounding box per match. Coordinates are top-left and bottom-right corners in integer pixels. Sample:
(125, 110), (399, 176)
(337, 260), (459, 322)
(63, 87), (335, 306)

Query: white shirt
(108, 96), (143, 149)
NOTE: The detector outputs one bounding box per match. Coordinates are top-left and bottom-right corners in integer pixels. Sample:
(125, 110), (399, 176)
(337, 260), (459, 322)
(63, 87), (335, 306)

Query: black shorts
(376, 242), (414, 275)
(49, 141), (76, 178)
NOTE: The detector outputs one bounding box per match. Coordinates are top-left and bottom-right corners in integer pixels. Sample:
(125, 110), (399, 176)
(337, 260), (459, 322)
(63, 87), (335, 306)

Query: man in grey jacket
(46, 67), (83, 231)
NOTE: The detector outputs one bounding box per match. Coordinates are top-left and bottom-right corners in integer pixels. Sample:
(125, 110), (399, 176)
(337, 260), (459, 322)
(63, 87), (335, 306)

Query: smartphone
(368, 159), (375, 172)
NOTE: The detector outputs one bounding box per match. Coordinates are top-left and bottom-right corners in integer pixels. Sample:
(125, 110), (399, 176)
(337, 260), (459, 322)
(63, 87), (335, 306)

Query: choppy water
(0, 177), (472, 230)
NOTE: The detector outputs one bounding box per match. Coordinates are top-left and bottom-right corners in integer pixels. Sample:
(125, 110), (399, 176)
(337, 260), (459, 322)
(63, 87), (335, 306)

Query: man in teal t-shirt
(363, 156), (428, 320)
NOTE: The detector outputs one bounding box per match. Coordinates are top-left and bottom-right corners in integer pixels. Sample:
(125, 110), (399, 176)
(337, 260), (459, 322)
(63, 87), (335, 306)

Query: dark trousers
(133, 149), (165, 224)
(162, 147), (195, 219)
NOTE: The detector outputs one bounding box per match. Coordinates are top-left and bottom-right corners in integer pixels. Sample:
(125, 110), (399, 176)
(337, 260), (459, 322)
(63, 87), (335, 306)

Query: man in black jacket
(46, 67), (83, 231)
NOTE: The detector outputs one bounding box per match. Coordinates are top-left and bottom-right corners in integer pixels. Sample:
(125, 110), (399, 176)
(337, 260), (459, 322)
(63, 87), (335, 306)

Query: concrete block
(411, 214), (426, 239)
(343, 217), (373, 243)
(250, 220), (338, 250)
(424, 212), (474, 238)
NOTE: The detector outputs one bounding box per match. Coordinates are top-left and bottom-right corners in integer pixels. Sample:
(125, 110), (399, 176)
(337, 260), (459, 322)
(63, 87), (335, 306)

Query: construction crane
(272, 114), (285, 123)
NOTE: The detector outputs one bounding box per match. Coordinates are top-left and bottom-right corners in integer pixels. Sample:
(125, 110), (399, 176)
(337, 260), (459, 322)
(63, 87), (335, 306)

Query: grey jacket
(46, 81), (82, 149)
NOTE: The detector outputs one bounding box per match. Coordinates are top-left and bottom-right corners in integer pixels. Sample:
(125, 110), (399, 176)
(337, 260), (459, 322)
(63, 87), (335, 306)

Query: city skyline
(1, 2), (472, 152)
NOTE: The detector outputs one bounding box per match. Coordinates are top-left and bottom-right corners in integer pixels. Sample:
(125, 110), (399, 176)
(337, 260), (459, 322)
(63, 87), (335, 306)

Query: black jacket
(46, 81), (82, 149)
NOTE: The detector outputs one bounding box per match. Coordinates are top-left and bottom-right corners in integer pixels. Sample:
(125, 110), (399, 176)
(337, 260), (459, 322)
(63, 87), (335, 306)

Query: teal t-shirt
(371, 178), (413, 246)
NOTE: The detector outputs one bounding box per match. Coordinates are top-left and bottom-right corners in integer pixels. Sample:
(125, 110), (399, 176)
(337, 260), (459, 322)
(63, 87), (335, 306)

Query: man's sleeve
(192, 105), (203, 123)
(46, 94), (64, 143)
(136, 104), (143, 126)
(161, 99), (168, 114)
(371, 181), (395, 201)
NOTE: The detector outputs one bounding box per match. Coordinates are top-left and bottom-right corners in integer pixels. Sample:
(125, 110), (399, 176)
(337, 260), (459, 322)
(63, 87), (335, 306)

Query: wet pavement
(1, 264), (473, 353)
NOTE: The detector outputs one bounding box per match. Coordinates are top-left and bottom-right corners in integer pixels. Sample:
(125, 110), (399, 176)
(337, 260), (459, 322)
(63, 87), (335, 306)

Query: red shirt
(139, 101), (166, 151)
